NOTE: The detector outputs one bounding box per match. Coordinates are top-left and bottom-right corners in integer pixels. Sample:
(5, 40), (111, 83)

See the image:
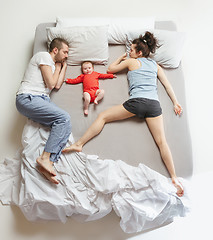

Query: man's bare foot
(38, 166), (59, 184)
(36, 156), (56, 176)
(172, 177), (184, 197)
(62, 143), (82, 153)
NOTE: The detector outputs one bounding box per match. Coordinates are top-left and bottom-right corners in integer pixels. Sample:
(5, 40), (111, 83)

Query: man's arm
(55, 61), (67, 89)
(40, 63), (62, 90)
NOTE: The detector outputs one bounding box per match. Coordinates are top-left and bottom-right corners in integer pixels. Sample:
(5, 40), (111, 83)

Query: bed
(0, 18), (192, 234)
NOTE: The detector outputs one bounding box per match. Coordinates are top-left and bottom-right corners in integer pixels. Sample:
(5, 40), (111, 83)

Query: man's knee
(61, 111), (71, 131)
(63, 111), (70, 121)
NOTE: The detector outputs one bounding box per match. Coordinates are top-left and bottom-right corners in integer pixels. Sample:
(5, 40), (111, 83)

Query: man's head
(49, 38), (69, 63)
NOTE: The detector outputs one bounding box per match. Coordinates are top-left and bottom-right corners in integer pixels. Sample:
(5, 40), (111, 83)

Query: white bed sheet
(0, 120), (190, 233)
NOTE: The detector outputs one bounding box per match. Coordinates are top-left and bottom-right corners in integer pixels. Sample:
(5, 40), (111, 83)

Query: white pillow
(47, 25), (109, 66)
(56, 16), (110, 28)
(107, 17), (155, 44)
(126, 29), (186, 68)
(56, 16), (155, 45)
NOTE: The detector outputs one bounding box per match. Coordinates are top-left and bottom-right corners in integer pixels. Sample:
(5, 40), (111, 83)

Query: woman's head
(130, 31), (158, 58)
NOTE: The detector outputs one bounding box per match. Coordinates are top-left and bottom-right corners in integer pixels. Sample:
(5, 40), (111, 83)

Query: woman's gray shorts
(123, 97), (162, 119)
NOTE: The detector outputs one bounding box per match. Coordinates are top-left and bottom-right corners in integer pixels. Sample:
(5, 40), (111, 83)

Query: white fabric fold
(0, 119), (190, 233)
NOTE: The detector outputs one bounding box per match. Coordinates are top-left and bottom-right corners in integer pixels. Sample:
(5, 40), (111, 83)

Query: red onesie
(66, 71), (114, 102)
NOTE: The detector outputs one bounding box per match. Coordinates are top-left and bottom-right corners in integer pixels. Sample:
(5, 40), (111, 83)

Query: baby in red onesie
(66, 61), (116, 115)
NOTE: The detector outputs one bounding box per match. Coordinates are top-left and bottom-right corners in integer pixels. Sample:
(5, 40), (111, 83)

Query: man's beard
(55, 53), (67, 63)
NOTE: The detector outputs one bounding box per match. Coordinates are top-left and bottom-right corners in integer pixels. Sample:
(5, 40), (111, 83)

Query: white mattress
(0, 20), (192, 233)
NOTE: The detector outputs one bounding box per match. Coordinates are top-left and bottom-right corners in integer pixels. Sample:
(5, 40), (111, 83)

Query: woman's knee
(97, 111), (109, 123)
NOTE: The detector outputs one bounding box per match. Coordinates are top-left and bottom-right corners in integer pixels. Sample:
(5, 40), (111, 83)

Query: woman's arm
(107, 53), (131, 73)
(157, 64), (182, 115)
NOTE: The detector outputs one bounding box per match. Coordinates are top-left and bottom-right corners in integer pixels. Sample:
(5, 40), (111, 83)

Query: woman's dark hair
(132, 31), (159, 58)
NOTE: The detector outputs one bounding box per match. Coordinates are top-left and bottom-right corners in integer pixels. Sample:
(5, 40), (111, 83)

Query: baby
(66, 61), (116, 115)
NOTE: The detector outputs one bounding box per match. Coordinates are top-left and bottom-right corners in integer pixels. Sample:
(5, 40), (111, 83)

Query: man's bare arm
(55, 61), (67, 89)
(40, 63), (63, 90)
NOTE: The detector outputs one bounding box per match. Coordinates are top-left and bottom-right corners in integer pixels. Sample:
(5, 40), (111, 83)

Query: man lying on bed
(16, 38), (71, 184)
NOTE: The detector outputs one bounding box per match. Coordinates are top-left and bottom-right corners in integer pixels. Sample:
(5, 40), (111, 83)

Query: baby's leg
(94, 89), (104, 104)
(83, 92), (91, 115)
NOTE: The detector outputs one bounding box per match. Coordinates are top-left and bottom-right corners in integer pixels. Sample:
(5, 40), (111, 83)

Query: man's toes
(38, 167), (59, 184)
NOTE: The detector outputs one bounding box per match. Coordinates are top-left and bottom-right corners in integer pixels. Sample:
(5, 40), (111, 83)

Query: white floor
(128, 171), (213, 240)
(1, 171), (212, 240)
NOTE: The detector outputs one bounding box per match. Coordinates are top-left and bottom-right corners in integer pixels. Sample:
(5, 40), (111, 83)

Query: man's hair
(49, 38), (69, 52)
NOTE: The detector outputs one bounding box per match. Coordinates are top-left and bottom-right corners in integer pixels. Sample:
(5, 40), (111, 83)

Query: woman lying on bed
(63, 31), (184, 197)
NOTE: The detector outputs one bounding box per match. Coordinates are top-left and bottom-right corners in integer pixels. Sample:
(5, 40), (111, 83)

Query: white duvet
(0, 119), (190, 233)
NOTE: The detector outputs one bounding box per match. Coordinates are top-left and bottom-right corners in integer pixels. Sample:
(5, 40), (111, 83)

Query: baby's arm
(66, 74), (84, 84)
(98, 73), (117, 79)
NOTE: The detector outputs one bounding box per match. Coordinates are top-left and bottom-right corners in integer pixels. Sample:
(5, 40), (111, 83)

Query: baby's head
(81, 61), (94, 75)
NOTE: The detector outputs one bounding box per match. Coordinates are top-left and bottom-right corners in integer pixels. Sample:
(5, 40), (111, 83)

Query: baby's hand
(113, 74), (117, 78)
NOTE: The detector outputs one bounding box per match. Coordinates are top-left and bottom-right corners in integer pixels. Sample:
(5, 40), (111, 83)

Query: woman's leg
(145, 115), (184, 197)
(63, 104), (135, 152)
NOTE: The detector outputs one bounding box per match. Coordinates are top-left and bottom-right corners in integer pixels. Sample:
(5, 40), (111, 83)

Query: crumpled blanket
(0, 119), (190, 233)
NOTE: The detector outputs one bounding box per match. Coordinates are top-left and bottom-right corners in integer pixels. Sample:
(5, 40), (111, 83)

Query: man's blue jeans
(16, 94), (71, 162)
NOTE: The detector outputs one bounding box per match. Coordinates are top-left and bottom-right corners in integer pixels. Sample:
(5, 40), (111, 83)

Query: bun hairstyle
(132, 31), (159, 58)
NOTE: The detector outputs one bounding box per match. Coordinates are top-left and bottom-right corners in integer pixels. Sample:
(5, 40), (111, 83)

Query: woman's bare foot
(172, 177), (184, 197)
(36, 155), (56, 176)
(38, 166), (59, 184)
(62, 143), (83, 153)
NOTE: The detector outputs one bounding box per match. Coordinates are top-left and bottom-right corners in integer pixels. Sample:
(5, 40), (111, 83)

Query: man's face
(55, 43), (69, 62)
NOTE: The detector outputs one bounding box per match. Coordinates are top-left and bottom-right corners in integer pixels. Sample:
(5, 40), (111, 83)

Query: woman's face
(129, 44), (142, 58)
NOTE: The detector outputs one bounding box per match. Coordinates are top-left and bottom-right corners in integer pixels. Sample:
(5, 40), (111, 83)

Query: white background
(0, 0), (213, 239)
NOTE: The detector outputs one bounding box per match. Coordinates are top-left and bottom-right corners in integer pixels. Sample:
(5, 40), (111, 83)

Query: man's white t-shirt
(17, 52), (55, 96)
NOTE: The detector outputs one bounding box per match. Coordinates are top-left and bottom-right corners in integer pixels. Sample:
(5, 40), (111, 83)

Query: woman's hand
(120, 52), (128, 61)
(107, 52), (129, 73)
(174, 103), (182, 116)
